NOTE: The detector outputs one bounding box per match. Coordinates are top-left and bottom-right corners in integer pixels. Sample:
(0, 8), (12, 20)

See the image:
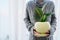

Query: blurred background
(0, 0), (59, 40)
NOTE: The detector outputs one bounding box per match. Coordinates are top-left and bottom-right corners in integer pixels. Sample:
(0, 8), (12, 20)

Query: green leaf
(34, 6), (43, 17)
(40, 15), (47, 22)
(34, 6), (51, 22)
(44, 13), (51, 16)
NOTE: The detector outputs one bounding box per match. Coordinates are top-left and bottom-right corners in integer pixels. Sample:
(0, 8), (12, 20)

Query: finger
(34, 31), (40, 34)
(34, 33), (40, 37)
(46, 34), (50, 37)
(33, 31), (36, 34)
(45, 30), (50, 34)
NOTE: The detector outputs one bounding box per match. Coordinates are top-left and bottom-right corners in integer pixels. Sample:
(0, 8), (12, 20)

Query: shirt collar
(36, 1), (46, 8)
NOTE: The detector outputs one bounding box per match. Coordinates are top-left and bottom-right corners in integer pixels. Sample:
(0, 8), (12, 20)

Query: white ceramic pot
(34, 22), (51, 34)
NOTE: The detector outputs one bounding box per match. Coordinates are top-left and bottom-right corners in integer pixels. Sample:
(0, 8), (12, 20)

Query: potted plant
(34, 6), (51, 37)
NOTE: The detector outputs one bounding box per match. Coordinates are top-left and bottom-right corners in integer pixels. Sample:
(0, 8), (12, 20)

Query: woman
(24, 0), (56, 40)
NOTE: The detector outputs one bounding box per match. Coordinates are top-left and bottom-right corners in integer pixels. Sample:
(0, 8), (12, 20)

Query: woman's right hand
(33, 29), (41, 37)
(33, 29), (50, 37)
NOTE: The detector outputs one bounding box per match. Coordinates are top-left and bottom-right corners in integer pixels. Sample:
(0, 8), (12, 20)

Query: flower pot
(34, 22), (51, 34)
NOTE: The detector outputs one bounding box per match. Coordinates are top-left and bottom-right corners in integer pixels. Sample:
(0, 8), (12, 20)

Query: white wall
(0, 0), (18, 40)
(0, 0), (9, 40)
(9, 0), (18, 40)
(18, 0), (29, 40)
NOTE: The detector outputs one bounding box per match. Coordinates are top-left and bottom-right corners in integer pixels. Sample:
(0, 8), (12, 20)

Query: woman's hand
(33, 29), (50, 37)
(33, 29), (41, 37)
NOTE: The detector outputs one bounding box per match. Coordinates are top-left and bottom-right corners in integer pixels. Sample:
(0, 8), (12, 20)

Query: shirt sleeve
(49, 1), (57, 37)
